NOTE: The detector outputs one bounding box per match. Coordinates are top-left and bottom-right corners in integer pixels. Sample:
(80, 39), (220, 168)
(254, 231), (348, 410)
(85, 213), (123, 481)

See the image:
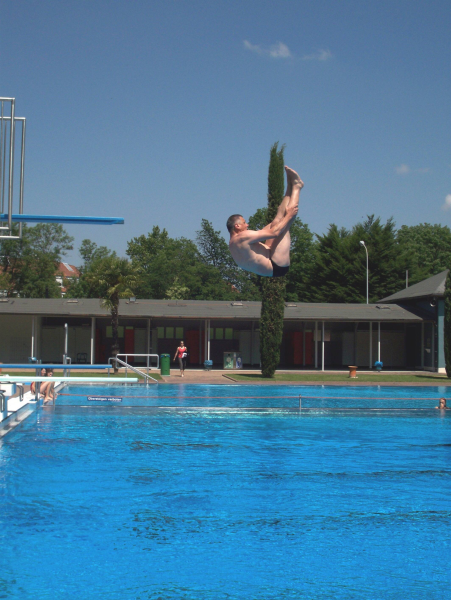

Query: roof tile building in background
(0, 271), (447, 373)
(0, 262), (80, 298)
(56, 263), (80, 296)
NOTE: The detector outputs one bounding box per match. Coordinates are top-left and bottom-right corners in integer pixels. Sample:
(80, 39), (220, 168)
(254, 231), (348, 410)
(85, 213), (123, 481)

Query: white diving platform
(0, 377), (139, 383)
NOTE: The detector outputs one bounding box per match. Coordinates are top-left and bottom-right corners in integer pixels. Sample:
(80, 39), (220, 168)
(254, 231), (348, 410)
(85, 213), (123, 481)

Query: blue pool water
(0, 384), (450, 599)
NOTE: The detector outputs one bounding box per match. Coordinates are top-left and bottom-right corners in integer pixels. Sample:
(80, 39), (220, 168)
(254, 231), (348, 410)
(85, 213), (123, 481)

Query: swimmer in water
(436, 397), (449, 410)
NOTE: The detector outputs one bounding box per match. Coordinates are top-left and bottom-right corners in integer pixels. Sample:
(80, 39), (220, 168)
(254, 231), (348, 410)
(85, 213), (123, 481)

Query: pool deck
(160, 369), (451, 386)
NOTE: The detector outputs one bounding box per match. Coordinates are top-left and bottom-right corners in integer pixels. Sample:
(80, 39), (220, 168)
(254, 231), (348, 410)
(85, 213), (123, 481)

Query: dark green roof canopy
(379, 270), (448, 303)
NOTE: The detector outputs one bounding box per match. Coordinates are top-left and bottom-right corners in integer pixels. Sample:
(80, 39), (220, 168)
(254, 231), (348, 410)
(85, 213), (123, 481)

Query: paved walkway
(159, 369), (448, 385)
(160, 369), (240, 384)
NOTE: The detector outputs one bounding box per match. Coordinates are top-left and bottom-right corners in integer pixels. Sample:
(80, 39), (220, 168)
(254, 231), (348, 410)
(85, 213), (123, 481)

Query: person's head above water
(226, 214), (246, 234)
(437, 397), (448, 409)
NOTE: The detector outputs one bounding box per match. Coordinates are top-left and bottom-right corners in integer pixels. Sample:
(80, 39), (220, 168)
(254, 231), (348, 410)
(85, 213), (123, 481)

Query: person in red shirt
(173, 341), (188, 378)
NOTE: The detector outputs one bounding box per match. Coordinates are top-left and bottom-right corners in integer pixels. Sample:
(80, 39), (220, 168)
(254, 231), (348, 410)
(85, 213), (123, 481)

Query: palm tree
(87, 257), (140, 371)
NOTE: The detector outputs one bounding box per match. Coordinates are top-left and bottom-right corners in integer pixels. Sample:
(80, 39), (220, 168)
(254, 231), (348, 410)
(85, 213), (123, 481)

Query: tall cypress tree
(444, 271), (451, 377)
(260, 143), (286, 377)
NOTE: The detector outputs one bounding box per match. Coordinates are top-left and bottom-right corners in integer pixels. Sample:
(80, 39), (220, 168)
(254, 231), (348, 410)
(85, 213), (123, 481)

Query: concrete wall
(342, 329), (406, 368)
(0, 315), (33, 363)
(41, 325), (91, 363)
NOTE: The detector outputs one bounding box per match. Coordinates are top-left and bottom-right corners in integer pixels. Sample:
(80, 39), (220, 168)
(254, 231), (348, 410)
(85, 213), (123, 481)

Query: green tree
(196, 218), (261, 300)
(0, 223), (74, 298)
(397, 223), (451, 281)
(127, 226), (243, 301)
(79, 239), (114, 270)
(444, 272), (451, 377)
(310, 216), (419, 303)
(165, 277), (190, 300)
(352, 216), (415, 301)
(284, 219), (317, 302)
(260, 143), (286, 378)
(65, 239), (116, 298)
(196, 219), (234, 275)
(86, 256), (140, 370)
(0, 270), (11, 296)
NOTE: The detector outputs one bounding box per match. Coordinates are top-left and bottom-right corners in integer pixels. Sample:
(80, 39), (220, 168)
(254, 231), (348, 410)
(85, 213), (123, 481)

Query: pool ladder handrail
(0, 384), (24, 415)
(108, 356), (158, 384)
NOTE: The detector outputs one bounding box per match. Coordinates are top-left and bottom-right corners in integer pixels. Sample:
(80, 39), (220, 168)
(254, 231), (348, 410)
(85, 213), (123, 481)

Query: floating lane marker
(88, 396), (123, 402)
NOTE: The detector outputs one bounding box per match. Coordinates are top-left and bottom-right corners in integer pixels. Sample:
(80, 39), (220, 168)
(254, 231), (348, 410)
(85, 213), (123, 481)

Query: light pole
(360, 241), (368, 304)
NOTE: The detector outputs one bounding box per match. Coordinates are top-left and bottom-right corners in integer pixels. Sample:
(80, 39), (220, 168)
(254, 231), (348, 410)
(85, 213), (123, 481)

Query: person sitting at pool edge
(436, 398), (449, 410)
(40, 369), (57, 404)
(227, 166), (303, 277)
(30, 368), (46, 396)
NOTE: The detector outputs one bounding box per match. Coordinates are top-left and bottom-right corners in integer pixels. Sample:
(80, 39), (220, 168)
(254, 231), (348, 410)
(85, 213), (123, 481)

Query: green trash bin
(160, 354), (171, 376)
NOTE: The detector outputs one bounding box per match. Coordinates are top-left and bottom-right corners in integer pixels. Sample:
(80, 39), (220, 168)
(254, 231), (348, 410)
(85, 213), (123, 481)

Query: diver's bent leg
(269, 172), (293, 229)
(269, 229), (291, 268)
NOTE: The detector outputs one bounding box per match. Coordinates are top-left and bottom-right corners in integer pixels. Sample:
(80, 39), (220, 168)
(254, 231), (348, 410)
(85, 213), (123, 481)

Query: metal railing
(108, 355), (159, 384)
(16, 384), (24, 402)
(62, 354), (72, 377)
(115, 353), (159, 372)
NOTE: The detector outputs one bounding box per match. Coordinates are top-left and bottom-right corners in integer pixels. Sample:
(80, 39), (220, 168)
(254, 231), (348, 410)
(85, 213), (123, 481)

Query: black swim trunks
(270, 259), (289, 278)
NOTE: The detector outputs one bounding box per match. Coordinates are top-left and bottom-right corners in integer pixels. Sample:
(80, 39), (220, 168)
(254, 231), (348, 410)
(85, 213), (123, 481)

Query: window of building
(106, 326), (124, 338)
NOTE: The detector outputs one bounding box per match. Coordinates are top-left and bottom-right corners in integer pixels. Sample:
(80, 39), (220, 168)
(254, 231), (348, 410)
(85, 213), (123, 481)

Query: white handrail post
(90, 317), (95, 365)
(207, 320), (211, 361)
(314, 321), (318, 369)
(31, 315), (35, 358)
(378, 321), (381, 362)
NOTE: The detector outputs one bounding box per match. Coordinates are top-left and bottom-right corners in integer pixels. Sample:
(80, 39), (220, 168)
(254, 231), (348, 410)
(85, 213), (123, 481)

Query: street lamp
(360, 240), (368, 304)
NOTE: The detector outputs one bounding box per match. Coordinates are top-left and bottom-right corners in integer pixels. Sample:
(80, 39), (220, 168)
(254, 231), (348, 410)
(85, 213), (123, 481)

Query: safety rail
(115, 353), (159, 372)
(63, 354), (71, 377)
(16, 384), (24, 402)
(108, 356), (159, 384)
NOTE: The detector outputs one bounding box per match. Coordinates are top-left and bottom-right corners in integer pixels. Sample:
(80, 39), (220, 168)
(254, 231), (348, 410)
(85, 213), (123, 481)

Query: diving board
(0, 364), (113, 370)
(0, 214), (124, 225)
(0, 377), (139, 383)
(0, 97), (124, 240)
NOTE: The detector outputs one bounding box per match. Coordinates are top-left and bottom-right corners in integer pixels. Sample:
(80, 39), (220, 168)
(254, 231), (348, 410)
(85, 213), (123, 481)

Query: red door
(293, 331), (303, 365)
(305, 331), (313, 365)
(185, 330), (199, 364)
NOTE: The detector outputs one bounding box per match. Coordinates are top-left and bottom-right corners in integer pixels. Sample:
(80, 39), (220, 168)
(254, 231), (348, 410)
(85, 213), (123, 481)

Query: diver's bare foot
(285, 166), (304, 189)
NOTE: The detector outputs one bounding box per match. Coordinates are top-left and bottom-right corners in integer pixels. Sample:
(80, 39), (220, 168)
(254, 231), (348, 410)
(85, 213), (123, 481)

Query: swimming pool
(0, 384), (450, 599)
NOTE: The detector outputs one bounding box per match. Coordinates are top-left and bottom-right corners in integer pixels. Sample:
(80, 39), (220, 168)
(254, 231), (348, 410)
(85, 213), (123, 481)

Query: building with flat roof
(0, 270), (446, 371)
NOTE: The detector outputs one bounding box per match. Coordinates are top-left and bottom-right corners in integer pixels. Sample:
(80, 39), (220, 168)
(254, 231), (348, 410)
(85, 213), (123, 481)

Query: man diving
(227, 166), (303, 277)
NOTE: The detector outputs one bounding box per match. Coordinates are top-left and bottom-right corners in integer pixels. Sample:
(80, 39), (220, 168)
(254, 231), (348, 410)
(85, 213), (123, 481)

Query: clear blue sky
(2, 0), (450, 264)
